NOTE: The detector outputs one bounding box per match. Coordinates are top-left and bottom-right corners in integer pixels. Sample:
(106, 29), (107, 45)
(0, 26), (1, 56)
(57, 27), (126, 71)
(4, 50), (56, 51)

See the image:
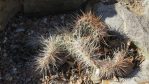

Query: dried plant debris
(118, 0), (144, 15)
(33, 12), (145, 84)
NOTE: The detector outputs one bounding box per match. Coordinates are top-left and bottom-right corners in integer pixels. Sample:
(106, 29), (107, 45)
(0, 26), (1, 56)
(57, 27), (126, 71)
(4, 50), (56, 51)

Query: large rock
(95, 3), (149, 83)
(95, 3), (149, 59)
(0, 0), (87, 31)
(23, 0), (87, 14)
(0, 0), (21, 31)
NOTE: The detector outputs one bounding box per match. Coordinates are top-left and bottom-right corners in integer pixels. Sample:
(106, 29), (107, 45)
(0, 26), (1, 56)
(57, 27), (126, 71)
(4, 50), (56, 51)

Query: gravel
(0, 12), (75, 84)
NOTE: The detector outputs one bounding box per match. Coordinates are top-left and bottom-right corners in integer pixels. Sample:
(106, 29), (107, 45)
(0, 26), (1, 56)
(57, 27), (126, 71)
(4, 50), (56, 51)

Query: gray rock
(142, 0), (149, 19)
(95, 3), (123, 32)
(0, 0), (88, 30)
(95, 3), (149, 59)
(23, 0), (87, 14)
(0, 0), (21, 31)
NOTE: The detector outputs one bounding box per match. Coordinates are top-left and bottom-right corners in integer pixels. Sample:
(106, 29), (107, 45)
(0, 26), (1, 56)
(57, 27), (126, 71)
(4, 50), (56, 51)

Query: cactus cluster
(35, 12), (144, 83)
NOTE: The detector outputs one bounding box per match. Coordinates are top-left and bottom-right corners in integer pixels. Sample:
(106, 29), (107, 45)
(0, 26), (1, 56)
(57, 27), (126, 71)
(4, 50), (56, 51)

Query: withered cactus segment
(96, 50), (134, 79)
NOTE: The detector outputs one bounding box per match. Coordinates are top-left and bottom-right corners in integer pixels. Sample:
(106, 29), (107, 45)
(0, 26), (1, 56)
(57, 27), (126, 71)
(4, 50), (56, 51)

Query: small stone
(15, 28), (25, 32)
(43, 18), (48, 24)
(4, 74), (13, 81)
(12, 23), (17, 27)
(12, 67), (17, 74)
(26, 78), (31, 82)
(11, 45), (18, 49)
(3, 53), (7, 57)
(3, 37), (7, 43)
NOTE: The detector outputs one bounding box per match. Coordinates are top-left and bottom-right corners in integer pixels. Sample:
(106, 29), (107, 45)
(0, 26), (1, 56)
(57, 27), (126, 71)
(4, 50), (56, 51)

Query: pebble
(12, 67), (17, 74)
(3, 37), (7, 43)
(4, 74), (13, 81)
(15, 28), (25, 32)
(3, 53), (7, 57)
(42, 18), (48, 24)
